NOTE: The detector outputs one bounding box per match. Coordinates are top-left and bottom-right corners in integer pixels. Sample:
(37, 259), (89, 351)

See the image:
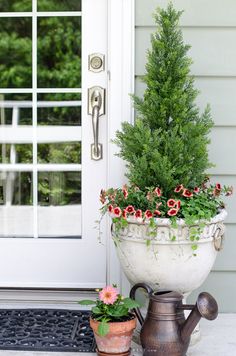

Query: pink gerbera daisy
(99, 286), (118, 305)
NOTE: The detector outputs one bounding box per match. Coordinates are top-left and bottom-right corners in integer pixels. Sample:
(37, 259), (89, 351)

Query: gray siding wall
(135, 0), (236, 312)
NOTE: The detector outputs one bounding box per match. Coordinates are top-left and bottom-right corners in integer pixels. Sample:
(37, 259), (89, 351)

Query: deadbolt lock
(88, 53), (105, 72)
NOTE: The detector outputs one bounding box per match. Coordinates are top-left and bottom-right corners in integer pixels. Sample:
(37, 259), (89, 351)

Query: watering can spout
(180, 292), (218, 343)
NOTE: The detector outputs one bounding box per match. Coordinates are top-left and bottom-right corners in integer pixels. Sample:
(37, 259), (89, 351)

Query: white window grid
(0, 5), (82, 238)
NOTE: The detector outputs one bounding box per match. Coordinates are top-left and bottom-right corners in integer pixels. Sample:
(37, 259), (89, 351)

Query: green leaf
(78, 300), (96, 305)
(92, 306), (102, 314)
(171, 235), (176, 241)
(108, 305), (128, 317)
(98, 321), (109, 337)
(122, 298), (140, 309)
(146, 239), (151, 247)
(191, 244), (198, 251)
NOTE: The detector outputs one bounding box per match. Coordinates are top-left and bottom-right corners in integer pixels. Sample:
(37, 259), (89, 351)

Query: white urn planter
(112, 210), (227, 344)
(112, 210), (226, 296)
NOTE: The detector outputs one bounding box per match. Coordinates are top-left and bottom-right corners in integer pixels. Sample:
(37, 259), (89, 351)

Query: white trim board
(106, 0), (135, 294)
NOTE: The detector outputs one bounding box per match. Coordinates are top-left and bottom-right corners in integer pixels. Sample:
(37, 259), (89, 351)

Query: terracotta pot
(96, 348), (131, 356)
(90, 316), (136, 354)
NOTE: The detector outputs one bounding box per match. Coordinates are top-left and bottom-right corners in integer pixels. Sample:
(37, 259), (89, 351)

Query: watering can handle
(130, 283), (154, 326)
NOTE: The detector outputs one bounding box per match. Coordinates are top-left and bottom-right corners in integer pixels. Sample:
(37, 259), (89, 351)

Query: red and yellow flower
(113, 207), (122, 217)
(167, 199), (176, 208)
(144, 210), (153, 219)
(154, 187), (162, 197)
(182, 189), (193, 198)
(167, 208), (178, 216)
(125, 205), (135, 214)
(108, 205), (113, 213)
(154, 210), (162, 217)
(135, 209), (142, 219)
(174, 184), (183, 193)
(122, 185), (128, 199)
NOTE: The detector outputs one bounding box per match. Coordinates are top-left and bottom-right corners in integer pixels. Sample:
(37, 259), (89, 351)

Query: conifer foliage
(114, 4), (214, 197)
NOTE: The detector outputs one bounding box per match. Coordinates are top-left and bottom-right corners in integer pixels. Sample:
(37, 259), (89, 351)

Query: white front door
(0, 0), (112, 288)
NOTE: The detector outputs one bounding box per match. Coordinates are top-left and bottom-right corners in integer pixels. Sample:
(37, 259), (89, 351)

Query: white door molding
(106, 0), (135, 292)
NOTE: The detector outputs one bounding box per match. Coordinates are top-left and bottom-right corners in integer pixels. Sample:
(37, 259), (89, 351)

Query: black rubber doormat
(0, 309), (96, 352)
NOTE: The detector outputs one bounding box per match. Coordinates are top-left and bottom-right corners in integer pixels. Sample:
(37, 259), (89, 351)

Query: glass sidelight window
(0, 1), (82, 238)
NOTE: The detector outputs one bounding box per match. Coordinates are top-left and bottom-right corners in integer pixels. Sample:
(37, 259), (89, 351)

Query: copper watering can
(130, 283), (218, 356)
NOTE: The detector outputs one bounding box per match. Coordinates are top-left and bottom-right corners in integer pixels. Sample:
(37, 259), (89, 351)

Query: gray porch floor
(0, 314), (235, 356)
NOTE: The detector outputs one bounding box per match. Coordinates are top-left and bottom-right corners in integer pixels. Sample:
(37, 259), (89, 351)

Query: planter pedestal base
(96, 348), (131, 356)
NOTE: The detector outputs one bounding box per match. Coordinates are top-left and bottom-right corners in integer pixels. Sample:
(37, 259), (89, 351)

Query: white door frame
(106, 0), (135, 293)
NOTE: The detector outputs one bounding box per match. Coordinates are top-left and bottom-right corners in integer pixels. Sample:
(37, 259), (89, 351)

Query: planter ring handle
(213, 223), (225, 252)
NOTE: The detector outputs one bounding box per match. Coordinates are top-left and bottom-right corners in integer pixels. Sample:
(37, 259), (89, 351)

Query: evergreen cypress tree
(114, 3), (214, 197)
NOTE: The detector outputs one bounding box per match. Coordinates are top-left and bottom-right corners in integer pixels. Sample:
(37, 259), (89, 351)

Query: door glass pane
(37, 17), (81, 88)
(38, 143), (81, 164)
(37, 0), (81, 11)
(0, 144), (32, 163)
(0, 171), (33, 237)
(0, 94), (32, 125)
(0, 0), (32, 12)
(0, 18), (32, 88)
(38, 172), (81, 238)
(37, 94), (81, 126)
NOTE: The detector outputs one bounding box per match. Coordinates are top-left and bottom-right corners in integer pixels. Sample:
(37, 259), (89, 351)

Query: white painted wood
(136, 0), (236, 27)
(37, 12), (82, 17)
(32, 0), (38, 239)
(0, 101), (81, 108)
(210, 176), (236, 224)
(0, 88), (82, 94)
(0, 164), (81, 171)
(0, 126), (81, 143)
(209, 127), (236, 175)
(0, 206), (81, 237)
(0, 12), (82, 17)
(189, 271), (236, 312)
(213, 224), (236, 271)
(0, 289), (96, 304)
(136, 28), (236, 76)
(107, 0), (135, 290)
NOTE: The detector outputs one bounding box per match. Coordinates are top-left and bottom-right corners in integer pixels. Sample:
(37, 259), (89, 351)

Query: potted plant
(78, 285), (139, 355)
(99, 4), (233, 301)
